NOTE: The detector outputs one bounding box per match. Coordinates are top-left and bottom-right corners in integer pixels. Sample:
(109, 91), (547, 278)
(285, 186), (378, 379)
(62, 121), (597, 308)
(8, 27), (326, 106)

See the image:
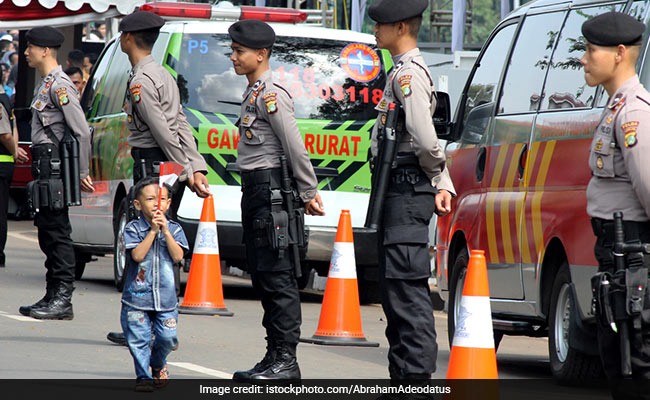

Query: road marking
(168, 362), (232, 379)
(0, 310), (41, 323)
(8, 231), (39, 244)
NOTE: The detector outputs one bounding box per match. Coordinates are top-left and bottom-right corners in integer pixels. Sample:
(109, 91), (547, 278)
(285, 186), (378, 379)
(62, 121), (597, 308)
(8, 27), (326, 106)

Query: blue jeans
(120, 304), (178, 380)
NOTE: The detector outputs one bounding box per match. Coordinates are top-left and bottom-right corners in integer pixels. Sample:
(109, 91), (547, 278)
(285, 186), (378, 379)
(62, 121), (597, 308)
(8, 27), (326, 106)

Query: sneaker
(152, 365), (169, 388)
(134, 379), (154, 392)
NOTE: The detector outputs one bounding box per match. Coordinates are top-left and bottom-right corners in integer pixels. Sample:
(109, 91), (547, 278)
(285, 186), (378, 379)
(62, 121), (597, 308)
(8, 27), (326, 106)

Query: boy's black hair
(64, 66), (82, 77)
(134, 176), (171, 200)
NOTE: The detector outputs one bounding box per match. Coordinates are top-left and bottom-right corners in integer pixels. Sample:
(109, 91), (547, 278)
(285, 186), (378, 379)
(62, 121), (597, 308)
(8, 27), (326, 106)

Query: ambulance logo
(340, 43), (381, 83)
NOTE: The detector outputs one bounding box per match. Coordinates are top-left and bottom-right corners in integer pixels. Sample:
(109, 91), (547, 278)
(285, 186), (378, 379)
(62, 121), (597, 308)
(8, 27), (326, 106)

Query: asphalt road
(0, 220), (610, 398)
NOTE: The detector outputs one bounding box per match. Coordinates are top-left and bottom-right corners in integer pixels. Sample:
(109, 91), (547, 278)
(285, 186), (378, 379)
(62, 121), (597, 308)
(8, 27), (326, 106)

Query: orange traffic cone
(179, 195), (233, 316)
(300, 210), (378, 347)
(447, 249), (498, 378)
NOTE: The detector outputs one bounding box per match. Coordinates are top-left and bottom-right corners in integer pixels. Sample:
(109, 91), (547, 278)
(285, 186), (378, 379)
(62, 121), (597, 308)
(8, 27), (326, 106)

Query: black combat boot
(250, 342), (300, 381)
(30, 282), (74, 320)
(19, 281), (55, 316)
(233, 338), (276, 381)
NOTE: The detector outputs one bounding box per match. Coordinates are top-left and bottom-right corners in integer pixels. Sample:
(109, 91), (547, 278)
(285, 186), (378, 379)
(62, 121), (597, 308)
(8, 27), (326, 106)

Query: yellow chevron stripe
(490, 145), (509, 188)
(531, 140), (557, 257)
(516, 193), (529, 264)
(504, 143), (524, 190)
(486, 192), (499, 264)
(500, 192), (514, 263)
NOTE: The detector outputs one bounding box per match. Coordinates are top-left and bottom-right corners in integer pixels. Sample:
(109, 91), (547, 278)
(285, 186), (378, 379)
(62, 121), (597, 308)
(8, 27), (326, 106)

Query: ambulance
(71, 2), (393, 302)
(437, 0), (650, 382)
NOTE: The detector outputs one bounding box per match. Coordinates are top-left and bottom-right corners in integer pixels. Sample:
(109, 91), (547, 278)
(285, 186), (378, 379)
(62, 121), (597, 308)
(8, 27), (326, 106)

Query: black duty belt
(591, 217), (650, 240)
(241, 168), (282, 189)
(394, 152), (418, 167)
(31, 144), (58, 160)
(131, 146), (166, 161)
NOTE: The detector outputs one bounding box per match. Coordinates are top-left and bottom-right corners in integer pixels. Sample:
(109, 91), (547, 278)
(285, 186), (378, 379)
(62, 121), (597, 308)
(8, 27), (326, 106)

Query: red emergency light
(140, 2), (308, 24)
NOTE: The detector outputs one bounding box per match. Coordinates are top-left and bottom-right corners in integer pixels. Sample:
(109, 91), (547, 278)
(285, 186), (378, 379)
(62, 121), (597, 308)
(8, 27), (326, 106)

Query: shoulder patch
(130, 84), (142, 104)
(622, 121), (639, 148)
(398, 75), (412, 97)
(264, 93), (278, 114)
(55, 87), (69, 106)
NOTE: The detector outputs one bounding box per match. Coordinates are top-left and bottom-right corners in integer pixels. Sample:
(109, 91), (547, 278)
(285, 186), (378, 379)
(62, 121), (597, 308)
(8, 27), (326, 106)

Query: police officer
(582, 12), (650, 395)
(105, 10), (211, 346)
(368, 0), (455, 382)
(19, 27), (94, 320)
(229, 20), (325, 381)
(0, 83), (16, 268)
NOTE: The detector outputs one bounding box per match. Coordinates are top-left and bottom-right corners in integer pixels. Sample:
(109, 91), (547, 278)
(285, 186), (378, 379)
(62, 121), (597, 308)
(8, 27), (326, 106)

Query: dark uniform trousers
(0, 161), (15, 265)
(31, 144), (75, 284)
(241, 169), (301, 345)
(592, 218), (650, 383)
(379, 165), (438, 379)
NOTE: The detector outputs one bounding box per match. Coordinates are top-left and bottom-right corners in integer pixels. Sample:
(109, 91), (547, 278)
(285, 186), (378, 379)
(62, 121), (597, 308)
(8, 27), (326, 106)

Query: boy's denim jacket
(121, 215), (189, 311)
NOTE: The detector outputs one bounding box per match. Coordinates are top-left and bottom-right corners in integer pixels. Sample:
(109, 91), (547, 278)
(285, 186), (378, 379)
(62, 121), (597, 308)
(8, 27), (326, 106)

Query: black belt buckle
(50, 159), (61, 175)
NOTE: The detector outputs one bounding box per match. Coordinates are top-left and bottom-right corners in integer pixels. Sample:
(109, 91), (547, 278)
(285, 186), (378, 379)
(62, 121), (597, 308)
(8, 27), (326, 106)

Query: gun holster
(592, 271), (616, 330)
(625, 266), (647, 317)
(27, 178), (65, 212)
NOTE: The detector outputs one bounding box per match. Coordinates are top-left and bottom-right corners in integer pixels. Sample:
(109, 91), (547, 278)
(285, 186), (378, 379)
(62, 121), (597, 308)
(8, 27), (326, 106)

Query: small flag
(158, 162), (184, 208)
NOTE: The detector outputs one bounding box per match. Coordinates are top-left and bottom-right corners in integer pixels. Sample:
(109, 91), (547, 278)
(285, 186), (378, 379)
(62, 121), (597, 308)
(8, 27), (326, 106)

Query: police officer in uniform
(582, 12), (650, 396)
(19, 27), (94, 320)
(228, 20), (325, 381)
(368, 0), (455, 382)
(105, 10), (211, 346)
(0, 83), (16, 268)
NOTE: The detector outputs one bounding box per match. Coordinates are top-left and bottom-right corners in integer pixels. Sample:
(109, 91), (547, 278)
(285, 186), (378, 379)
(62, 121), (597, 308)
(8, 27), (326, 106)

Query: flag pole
(158, 162), (164, 210)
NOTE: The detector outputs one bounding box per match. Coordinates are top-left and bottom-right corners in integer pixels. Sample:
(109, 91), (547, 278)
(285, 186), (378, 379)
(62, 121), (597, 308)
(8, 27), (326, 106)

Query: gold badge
(379, 99), (387, 109)
(596, 156), (604, 169)
(380, 114), (387, 125)
(606, 116), (613, 124)
(246, 130), (253, 139)
(594, 139), (603, 152)
(242, 115), (250, 125)
(35, 101), (41, 108)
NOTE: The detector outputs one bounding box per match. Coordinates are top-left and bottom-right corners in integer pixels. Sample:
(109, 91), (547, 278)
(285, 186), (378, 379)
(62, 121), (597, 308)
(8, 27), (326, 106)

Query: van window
(82, 40), (116, 114)
(95, 45), (131, 117)
(498, 12), (565, 114)
(175, 34), (386, 120)
(458, 23), (516, 144)
(541, 6), (620, 111)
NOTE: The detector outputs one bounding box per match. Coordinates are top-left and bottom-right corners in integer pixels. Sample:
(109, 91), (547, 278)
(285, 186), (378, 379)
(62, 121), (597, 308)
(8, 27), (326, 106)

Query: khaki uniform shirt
(125, 55), (207, 175)
(371, 48), (455, 194)
(237, 69), (318, 202)
(587, 75), (650, 221)
(30, 65), (91, 178)
(0, 102), (11, 135)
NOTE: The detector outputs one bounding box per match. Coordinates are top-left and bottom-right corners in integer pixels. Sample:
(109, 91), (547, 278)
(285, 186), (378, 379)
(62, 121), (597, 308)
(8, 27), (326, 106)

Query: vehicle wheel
(447, 249), (468, 347)
(548, 263), (602, 382)
(113, 198), (129, 292)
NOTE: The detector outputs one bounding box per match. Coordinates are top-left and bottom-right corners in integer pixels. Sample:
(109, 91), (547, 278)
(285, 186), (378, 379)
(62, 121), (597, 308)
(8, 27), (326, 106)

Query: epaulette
(411, 59), (433, 87)
(637, 95), (650, 107)
(273, 82), (292, 99)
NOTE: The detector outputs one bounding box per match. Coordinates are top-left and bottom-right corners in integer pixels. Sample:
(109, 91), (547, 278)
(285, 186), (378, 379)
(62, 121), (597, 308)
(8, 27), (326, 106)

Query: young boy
(120, 177), (188, 391)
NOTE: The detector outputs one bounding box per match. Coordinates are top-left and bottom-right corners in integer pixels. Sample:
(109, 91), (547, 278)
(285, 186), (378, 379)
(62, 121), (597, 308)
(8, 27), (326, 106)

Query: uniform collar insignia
(609, 95), (626, 111)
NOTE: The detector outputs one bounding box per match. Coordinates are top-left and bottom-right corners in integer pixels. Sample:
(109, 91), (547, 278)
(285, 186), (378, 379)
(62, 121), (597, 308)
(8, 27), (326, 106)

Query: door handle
(518, 144), (528, 180)
(476, 147), (487, 182)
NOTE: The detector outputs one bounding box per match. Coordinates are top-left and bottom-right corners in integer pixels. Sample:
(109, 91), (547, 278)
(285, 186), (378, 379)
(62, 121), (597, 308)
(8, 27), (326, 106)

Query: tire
(548, 263), (602, 383)
(447, 249), (468, 347)
(113, 198), (129, 292)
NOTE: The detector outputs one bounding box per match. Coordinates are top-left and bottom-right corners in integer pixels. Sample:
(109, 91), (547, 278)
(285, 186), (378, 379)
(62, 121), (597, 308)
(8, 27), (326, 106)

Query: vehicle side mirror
(433, 91), (453, 140)
(462, 101), (494, 144)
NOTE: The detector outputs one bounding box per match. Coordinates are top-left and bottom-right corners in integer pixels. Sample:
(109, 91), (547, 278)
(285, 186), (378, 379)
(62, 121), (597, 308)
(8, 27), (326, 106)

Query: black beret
(228, 20), (275, 49)
(26, 27), (64, 48)
(369, 0), (428, 23)
(119, 11), (165, 33)
(582, 12), (645, 46)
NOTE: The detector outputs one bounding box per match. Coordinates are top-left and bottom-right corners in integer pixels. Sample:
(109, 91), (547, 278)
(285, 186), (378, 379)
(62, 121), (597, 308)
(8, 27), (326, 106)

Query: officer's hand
(189, 172), (211, 198)
(81, 175), (95, 193)
(435, 190), (452, 216)
(15, 146), (28, 163)
(305, 193), (325, 216)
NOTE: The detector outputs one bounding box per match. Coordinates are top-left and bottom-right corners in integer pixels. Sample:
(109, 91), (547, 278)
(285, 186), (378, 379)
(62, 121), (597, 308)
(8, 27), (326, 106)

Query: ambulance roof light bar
(140, 2), (308, 24)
